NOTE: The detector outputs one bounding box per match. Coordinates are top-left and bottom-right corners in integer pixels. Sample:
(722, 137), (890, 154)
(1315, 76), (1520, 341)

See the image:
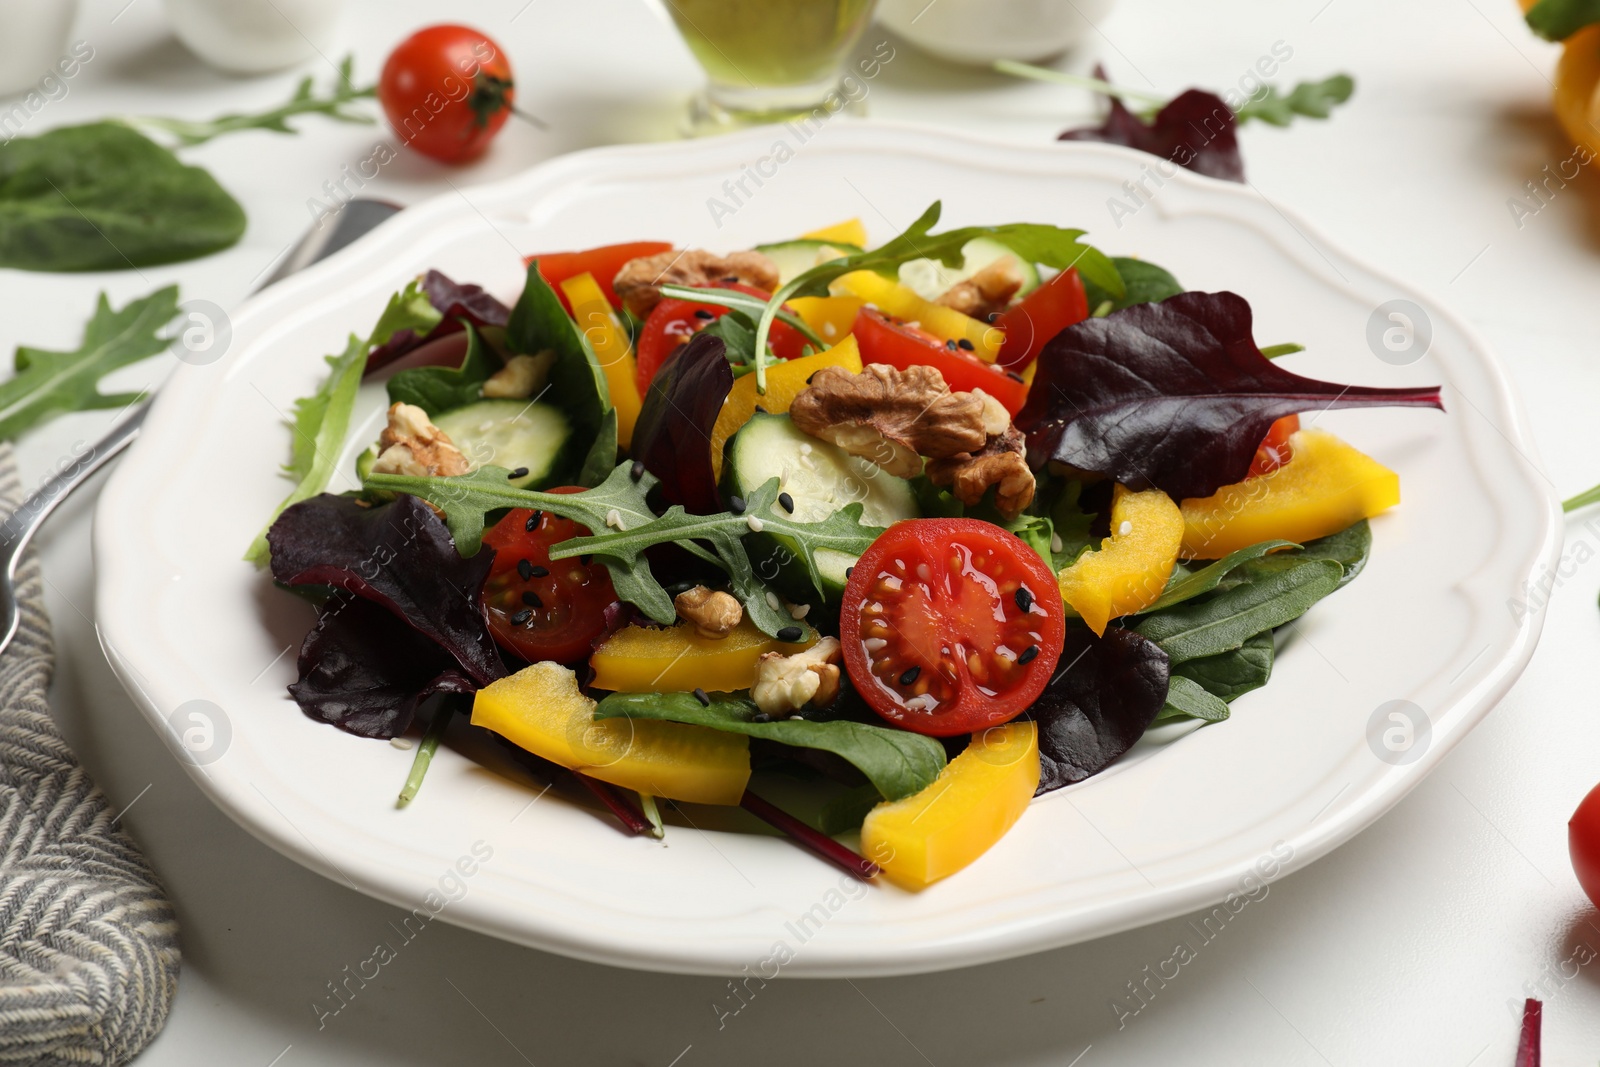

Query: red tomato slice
(852, 307), (1029, 415)
(841, 519), (1065, 737)
(993, 267), (1088, 370)
(1248, 415), (1300, 478)
(1571, 781), (1600, 912)
(525, 241), (673, 313)
(481, 492), (616, 664)
(635, 282), (807, 394)
(378, 25), (516, 164)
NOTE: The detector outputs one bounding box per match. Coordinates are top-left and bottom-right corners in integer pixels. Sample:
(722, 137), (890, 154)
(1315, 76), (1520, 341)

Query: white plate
(93, 121), (1560, 977)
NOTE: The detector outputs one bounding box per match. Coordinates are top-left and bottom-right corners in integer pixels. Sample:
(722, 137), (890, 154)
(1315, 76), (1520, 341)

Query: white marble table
(7, 0), (1598, 1061)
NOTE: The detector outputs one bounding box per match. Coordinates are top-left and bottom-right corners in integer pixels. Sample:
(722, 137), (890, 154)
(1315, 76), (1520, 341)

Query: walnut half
(925, 425), (1036, 518)
(788, 364), (986, 478)
(612, 249), (780, 319)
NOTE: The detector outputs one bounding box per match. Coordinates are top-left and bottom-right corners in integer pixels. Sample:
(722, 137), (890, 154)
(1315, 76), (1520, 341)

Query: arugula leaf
(127, 55), (376, 146)
(1172, 630), (1274, 703)
(593, 691), (946, 801)
(1234, 75), (1355, 126)
(1155, 674), (1232, 724)
(1134, 558), (1342, 664)
(1082, 257), (1182, 313)
(0, 122), (245, 272)
(753, 201), (1121, 389)
(0, 286), (177, 439)
(508, 263), (616, 486)
(245, 279), (441, 564)
(659, 284), (827, 354)
(386, 323), (496, 413)
(1145, 539), (1298, 612)
(1524, 0), (1600, 39)
(550, 477), (881, 635)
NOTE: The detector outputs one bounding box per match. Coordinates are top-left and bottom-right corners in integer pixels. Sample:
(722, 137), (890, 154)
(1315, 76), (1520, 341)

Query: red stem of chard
(1516, 998), (1542, 1067)
(576, 774), (652, 836)
(741, 790), (880, 882)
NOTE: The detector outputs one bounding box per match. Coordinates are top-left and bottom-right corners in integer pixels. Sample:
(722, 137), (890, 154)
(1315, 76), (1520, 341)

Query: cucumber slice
(755, 238), (863, 285)
(431, 399), (570, 489)
(897, 237), (1040, 303)
(723, 413), (918, 601)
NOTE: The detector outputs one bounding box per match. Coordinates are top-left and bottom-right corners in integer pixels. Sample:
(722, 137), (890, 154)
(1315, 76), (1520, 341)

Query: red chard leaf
(1059, 72), (1245, 183)
(268, 493), (505, 686)
(1015, 290), (1444, 501)
(631, 331), (731, 514)
(367, 269), (510, 374)
(289, 597), (476, 739)
(1029, 627), (1170, 794)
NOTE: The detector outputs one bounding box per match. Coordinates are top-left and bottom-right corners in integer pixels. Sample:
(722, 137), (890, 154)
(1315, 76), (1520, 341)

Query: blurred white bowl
(0, 1), (79, 98)
(164, 0), (343, 75)
(877, 0), (1116, 66)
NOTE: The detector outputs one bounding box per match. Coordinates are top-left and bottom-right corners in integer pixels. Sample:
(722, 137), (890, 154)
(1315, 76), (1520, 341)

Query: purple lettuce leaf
(367, 269), (510, 374)
(1059, 71), (1245, 183)
(267, 493), (504, 686)
(630, 331), (732, 514)
(289, 596), (476, 739)
(1015, 290), (1444, 501)
(1030, 627), (1170, 794)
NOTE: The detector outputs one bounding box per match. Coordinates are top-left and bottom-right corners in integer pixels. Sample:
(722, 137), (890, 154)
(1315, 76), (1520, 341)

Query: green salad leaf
(0, 122), (245, 272)
(1173, 630), (1275, 703)
(1155, 675), (1233, 724)
(128, 54), (376, 147)
(0, 286), (178, 439)
(753, 200), (1122, 389)
(1524, 0), (1600, 39)
(1234, 75), (1356, 126)
(245, 279), (441, 565)
(1134, 558), (1343, 664)
(594, 691), (946, 801)
(1145, 539), (1299, 613)
(507, 264), (617, 486)
(1082, 256), (1182, 313)
(386, 323), (497, 413)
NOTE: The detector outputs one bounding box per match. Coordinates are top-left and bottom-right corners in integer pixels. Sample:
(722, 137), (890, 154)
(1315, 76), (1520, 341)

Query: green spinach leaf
(1082, 256), (1182, 313)
(0, 122), (245, 272)
(594, 691), (946, 801)
(1155, 674), (1232, 724)
(0, 286), (178, 439)
(507, 264), (616, 486)
(1172, 630), (1275, 702)
(1524, 0), (1600, 39)
(1134, 558), (1342, 664)
(386, 323), (496, 413)
(1146, 539), (1299, 612)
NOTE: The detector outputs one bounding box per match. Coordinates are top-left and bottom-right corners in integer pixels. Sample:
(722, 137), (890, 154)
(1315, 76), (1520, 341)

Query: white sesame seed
(390, 737), (414, 751)
(606, 508), (623, 529)
(746, 515), (765, 532)
(1118, 520), (1133, 536)
(788, 603), (811, 619)
(1050, 533), (1064, 553)
(765, 591), (781, 610)
(823, 323), (836, 338)
(799, 443), (812, 455)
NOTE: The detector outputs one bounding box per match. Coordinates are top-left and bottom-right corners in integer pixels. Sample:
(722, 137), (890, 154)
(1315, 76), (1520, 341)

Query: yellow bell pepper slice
(1057, 485), (1184, 636)
(1180, 428), (1400, 559)
(861, 721), (1039, 891)
(560, 272), (642, 448)
(801, 218), (867, 246)
(787, 295), (864, 344)
(832, 270), (1000, 360)
(472, 661), (750, 805)
(709, 335), (863, 480)
(590, 618), (815, 694)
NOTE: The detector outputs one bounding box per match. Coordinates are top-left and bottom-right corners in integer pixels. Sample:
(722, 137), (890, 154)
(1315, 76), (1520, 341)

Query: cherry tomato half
(481, 492), (616, 664)
(379, 25), (515, 164)
(526, 240), (674, 314)
(993, 267), (1089, 370)
(841, 519), (1065, 737)
(635, 282), (808, 394)
(1247, 415), (1300, 479)
(1571, 780), (1600, 912)
(852, 307), (1029, 415)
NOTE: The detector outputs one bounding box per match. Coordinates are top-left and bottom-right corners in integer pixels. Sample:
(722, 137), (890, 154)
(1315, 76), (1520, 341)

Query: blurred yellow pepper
(832, 270), (1001, 360)
(560, 272), (642, 447)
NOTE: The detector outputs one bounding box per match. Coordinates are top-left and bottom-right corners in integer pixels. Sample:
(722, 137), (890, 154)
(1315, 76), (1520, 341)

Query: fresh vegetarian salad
(256, 203), (1442, 890)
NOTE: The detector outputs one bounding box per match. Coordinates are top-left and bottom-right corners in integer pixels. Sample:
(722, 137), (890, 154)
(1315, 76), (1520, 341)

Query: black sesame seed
(508, 467), (529, 479)
(1014, 586), (1034, 613)
(510, 608), (533, 626)
(986, 312), (1002, 324)
(521, 590), (544, 608)
(722, 275), (739, 283)
(524, 511), (540, 532)
(1017, 645), (1039, 664)
(692, 687), (711, 707)
(728, 495), (746, 514)
(957, 338), (975, 351)
(899, 665), (921, 686)
(753, 405), (767, 414)
(945, 338), (957, 351)
(776, 625), (803, 642)
(516, 559), (533, 581)
(527, 565), (549, 578)
(1006, 371), (1025, 383)
(694, 309), (714, 320)
(845, 566), (854, 579)
(629, 459), (646, 481)
(806, 372), (818, 385)
(778, 491), (795, 513)
(752, 712), (772, 723)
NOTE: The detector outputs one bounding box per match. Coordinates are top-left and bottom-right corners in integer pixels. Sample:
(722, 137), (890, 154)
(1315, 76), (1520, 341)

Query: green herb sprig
(128, 55), (376, 147)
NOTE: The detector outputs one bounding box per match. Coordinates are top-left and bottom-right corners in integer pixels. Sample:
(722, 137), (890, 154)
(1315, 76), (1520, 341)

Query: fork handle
(0, 401), (150, 570)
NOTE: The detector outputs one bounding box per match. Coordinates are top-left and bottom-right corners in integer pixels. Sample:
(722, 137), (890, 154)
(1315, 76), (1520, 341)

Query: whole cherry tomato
(379, 25), (515, 163)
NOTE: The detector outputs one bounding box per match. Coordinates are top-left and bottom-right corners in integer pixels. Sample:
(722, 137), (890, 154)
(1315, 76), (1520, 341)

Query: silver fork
(0, 198), (402, 657)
